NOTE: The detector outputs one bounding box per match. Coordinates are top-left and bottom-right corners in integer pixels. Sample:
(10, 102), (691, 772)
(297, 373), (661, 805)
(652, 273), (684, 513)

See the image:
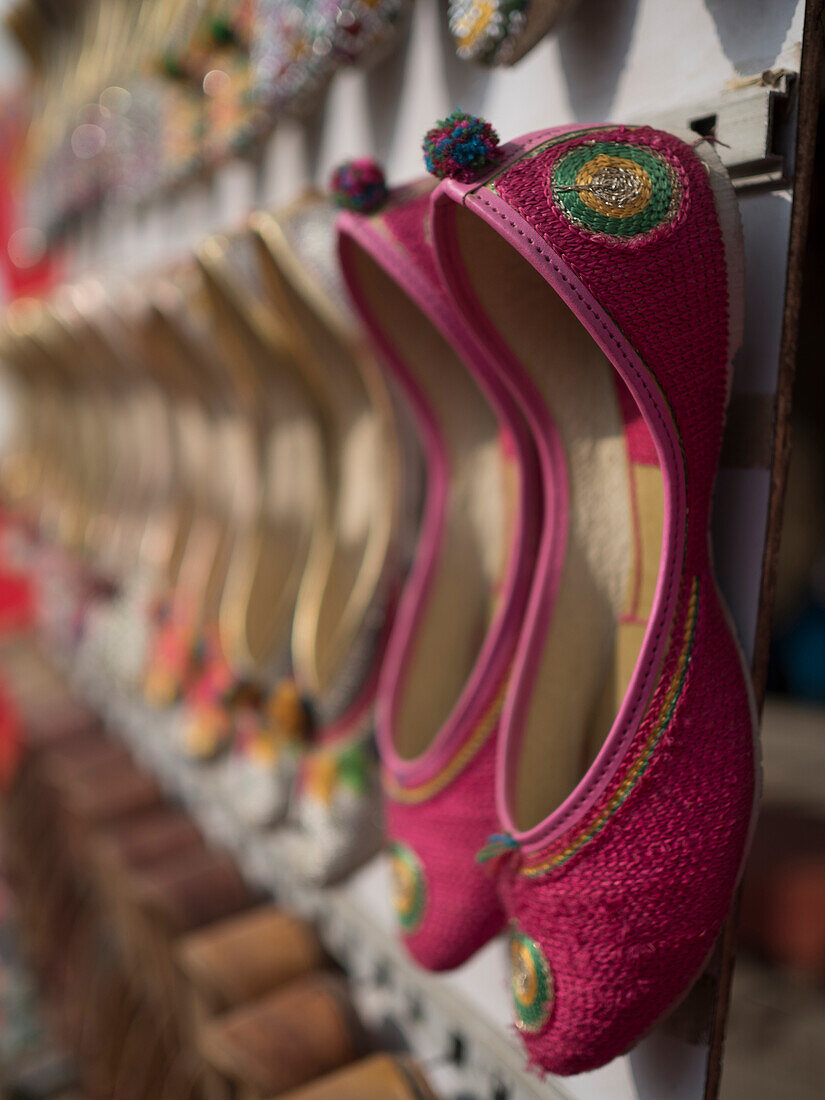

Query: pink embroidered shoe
(338, 181), (541, 969)
(429, 122), (759, 1070)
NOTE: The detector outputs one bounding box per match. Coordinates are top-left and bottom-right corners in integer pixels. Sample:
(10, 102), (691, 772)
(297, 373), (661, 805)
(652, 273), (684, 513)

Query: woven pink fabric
(492, 126), (728, 521)
(431, 126), (758, 1071)
(339, 186), (541, 970)
(385, 732), (504, 969)
(499, 577), (754, 1073)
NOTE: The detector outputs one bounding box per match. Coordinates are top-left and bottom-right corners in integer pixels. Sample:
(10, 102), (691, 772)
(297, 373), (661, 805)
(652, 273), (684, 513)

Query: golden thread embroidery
(574, 156), (653, 219)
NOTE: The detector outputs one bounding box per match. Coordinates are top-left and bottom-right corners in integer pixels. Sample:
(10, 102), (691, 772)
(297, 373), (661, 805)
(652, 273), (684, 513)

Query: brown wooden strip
(720, 392), (776, 469)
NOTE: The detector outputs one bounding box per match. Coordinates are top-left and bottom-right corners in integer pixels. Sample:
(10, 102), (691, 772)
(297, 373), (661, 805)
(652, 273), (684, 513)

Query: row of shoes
(3, 187), (397, 888)
(0, 111), (760, 1077)
(20, 0), (579, 238)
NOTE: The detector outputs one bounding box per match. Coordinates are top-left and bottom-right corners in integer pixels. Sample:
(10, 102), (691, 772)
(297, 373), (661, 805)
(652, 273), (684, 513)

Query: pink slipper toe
(384, 731), (503, 968)
(431, 123), (758, 1070)
(338, 180), (541, 970)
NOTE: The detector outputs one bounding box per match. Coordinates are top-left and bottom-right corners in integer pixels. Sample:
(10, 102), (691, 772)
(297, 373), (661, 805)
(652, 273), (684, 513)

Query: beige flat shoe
(251, 192), (402, 720)
(197, 230), (325, 679)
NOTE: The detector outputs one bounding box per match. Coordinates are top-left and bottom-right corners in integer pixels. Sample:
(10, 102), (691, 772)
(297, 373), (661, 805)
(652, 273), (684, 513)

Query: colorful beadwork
(551, 140), (683, 240)
(389, 841), (427, 932)
(232, 685), (306, 766)
(423, 111), (502, 182)
(321, 0), (411, 67)
(510, 927), (553, 1033)
(250, 0), (336, 115)
(448, 0), (529, 65)
(329, 158), (388, 212)
(267, 677), (311, 739)
(302, 739), (371, 804)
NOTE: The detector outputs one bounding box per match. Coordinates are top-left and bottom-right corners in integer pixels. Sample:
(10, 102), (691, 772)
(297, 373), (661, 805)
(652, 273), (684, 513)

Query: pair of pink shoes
(336, 116), (760, 1075)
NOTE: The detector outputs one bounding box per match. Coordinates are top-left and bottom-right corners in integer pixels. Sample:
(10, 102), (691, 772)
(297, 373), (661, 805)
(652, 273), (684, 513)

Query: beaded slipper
(325, 0), (412, 69)
(249, 0), (337, 117)
(250, 0), (411, 120)
(429, 120), (759, 1070)
(448, 0), (576, 67)
(338, 172), (541, 968)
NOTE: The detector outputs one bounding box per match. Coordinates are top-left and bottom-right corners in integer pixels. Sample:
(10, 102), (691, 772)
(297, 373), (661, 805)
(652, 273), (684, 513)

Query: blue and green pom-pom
(329, 158), (388, 213)
(423, 111), (501, 182)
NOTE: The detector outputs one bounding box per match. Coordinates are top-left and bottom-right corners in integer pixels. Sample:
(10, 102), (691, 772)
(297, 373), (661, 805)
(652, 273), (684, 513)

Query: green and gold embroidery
(551, 141), (682, 239)
(389, 842), (427, 932)
(521, 577), (700, 877)
(510, 927), (553, 1033)
(383, 674), (508, 805)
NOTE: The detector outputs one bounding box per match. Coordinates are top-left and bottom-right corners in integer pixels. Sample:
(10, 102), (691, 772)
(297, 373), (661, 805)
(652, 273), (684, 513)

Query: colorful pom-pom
(329, 158), (388, 212)
(423, 110), (501, 182)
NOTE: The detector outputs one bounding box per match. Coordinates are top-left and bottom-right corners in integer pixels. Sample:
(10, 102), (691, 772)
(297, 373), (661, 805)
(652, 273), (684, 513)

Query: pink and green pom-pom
(329, 158), (388, 213)
(423, 110), (501, 182)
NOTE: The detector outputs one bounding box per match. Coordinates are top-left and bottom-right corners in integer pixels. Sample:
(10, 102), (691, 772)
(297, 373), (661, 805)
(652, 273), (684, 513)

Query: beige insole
(148, 281), (240, 627)
(261, 241), (395, 701)
(155, 265), (298, 640)
(106, 394), (157, 577)
(349, 246), (513, 762)
(217, 415), (323, 673)
(134, 391), (180, 582)
(199, 412), (258, 629)
(200, 237), (323, 675)
(167, 401), (229, 625)
(453, 209), (664, 831)
(164, 495), (195, 591)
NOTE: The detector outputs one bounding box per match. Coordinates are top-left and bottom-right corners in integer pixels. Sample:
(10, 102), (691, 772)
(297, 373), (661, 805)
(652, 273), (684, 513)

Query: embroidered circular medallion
(448, 0), (528, 65)
(388, 842), (426, 932)
(509, 927), (553, 1033)
(551, 141), (682, 239)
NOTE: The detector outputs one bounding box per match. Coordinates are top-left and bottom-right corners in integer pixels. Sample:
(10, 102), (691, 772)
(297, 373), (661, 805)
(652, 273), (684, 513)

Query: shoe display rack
(1, 1), (821, 1098)
(28, 3), (815, 1099)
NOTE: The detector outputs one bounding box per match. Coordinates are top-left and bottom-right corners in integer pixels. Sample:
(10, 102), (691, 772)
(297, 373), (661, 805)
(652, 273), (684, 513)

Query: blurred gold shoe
(251, 192), (402, 720)
(196, 230), (325, 680)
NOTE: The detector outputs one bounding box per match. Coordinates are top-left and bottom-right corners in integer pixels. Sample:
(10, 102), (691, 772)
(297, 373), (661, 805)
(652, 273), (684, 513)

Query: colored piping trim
(520, 576), (700, 876)
(383, 672), (510, 804)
